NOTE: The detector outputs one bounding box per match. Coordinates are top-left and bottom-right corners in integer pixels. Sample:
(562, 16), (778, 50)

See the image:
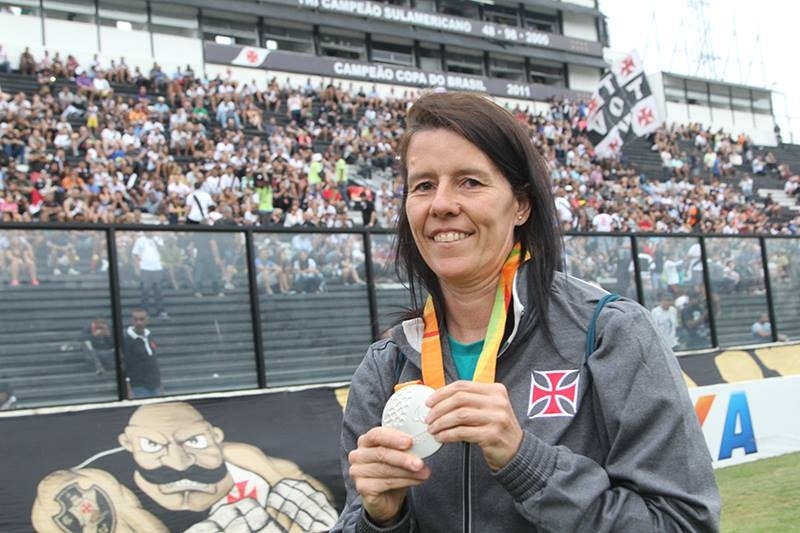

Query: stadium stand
(2, 51), (799, 233)
(0, 249), (412, 406)
(1, 37), (798, 409)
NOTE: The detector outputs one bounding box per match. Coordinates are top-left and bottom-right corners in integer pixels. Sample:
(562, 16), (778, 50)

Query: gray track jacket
(332, 266), (721, 532)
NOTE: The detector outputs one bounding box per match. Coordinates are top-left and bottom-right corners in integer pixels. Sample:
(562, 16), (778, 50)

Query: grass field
(717, 452), (800, 532)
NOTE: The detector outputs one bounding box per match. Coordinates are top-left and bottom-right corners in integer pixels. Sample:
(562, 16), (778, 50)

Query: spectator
(46, 231), (79, 276)
(2, 127), (26, 163)
(74, 67), (94, 99)
(292, 249), (323, 293)
(243, 101), (263, 131)
(4, 233), (39, 286)
(591, 205), (615, 232)
(283, 199), (305, 227)
(751, 313), (788, 343)
(354, 190), (376, 227)
(215, 95), (240, 130)
(159, 233), (194, 290)
(262, 207), (284, 227)
(253, 172), (274, 224)
(82, 315), (115, 374)
(91, 70), (113, 100)
(191, 231), (224, 298)
(334, 154), (349, 205)
(338, 240), (365, 285)
(307, 152), (324, 194)
(132, 231), (170, 320)
(150, 95), (170, 122)
(122, 308), (162, 399)
(213, 205), (240, 290)
(651, 292), (679, 350)
(64, 54), (79, 77)
(19, 46), (36, 75)
(184, 180), (214, 224)
(149, 62), (168, 93)
(255, 246), (292, 295)
(554, 187), (574, 230)
(680, 289), (710, 349)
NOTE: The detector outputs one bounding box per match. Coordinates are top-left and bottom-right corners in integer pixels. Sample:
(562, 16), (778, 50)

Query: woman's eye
(411, 181), (433, 192)
(463, 178), (482, 187)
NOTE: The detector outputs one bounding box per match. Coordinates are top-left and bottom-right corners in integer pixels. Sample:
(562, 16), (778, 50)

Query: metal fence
(1, 222), (797, 409)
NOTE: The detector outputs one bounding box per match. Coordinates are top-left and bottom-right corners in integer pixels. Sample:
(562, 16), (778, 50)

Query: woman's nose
(429, 182), (460, 216)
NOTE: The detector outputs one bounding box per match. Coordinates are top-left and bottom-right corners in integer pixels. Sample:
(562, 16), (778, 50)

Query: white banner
(688, 375), (800, 468)
(231, 46), (271, 68)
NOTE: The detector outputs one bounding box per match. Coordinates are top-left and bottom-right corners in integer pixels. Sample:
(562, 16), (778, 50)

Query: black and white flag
(587, 51), (660, 158)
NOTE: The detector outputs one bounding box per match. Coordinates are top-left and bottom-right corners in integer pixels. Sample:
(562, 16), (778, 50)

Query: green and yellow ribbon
(420, 244), (525, 388)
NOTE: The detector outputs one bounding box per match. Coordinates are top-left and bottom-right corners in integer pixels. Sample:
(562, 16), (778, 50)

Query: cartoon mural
(31, 401), (337, 532)
(678, 343), (800, 387)
(17, 392), (344, 533)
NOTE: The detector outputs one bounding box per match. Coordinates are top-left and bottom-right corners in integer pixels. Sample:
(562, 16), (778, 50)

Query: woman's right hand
(348, 426), (431, 526)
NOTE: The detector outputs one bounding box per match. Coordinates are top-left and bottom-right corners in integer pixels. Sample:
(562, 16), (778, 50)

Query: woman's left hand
(425, 381), (523, 471)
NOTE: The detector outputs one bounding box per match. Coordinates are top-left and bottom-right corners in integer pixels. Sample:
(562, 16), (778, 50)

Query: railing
(1, 222), (798, 409)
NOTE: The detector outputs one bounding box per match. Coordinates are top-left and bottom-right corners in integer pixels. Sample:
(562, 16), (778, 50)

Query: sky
(598, 0), (799, 143)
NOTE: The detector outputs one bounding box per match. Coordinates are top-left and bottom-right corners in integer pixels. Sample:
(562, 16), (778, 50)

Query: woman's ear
(516, 197), (531, 226)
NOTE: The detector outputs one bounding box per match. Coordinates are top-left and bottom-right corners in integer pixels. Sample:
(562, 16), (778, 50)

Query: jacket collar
(126, 326), (153, 356)
(126, 326), (151, 340)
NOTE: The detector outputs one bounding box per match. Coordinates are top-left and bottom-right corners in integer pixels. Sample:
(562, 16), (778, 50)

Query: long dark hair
(394, 92), (562, 338)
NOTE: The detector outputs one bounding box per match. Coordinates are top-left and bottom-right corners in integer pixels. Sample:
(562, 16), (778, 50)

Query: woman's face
(405, 128), (529, 291)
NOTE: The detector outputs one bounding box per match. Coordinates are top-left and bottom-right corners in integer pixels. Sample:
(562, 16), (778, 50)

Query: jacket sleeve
(492, 302), (721, 532)
(329, 341), (417, 533)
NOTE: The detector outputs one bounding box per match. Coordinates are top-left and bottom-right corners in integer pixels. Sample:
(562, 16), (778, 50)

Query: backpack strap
(584, 292), (621, 457)
(585, 293), (621, 361)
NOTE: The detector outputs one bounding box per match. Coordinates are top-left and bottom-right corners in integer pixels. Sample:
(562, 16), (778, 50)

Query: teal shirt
(449, 335), (485, 380)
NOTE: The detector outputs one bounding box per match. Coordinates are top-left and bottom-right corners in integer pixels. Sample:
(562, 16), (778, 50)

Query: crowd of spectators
(1, 45), (799, 295)
(2, 44), (799, 236)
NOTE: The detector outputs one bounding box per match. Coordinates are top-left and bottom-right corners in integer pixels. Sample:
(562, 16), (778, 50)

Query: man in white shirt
(185, 181), (215, 224)
(554, 188), (574, 230)
(651, 293), (679, 350)
(591, 206), (615, 232)
(92, 70), (113, 99)
(132, 232), (169, 320)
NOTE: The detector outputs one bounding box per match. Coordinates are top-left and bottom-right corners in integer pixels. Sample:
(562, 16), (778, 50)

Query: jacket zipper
(462, 442), (471, 533)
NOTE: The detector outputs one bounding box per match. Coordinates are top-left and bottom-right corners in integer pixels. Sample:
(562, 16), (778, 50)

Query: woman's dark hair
(394, 91), (562, 338)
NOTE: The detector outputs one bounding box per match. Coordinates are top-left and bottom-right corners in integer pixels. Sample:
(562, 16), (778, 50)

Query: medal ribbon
(421, 244), (524, 389)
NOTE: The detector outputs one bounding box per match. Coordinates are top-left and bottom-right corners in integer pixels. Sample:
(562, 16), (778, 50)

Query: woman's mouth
(433, 232), (470, 243)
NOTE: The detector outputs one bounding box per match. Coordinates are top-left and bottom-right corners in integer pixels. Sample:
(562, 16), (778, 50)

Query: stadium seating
(0, 261), (412, 406)
(1, 51), (799, 409)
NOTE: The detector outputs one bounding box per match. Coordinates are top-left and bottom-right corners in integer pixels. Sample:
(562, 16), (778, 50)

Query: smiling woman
(332, 91), (721, 533)
(404, 128), (529, 304)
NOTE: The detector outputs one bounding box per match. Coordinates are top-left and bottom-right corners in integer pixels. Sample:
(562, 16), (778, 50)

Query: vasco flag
(231, 46), (271, 67)
(587, 51), (660, 158)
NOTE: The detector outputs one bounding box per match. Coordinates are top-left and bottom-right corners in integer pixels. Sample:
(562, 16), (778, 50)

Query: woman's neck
(440, 277), (500, 344)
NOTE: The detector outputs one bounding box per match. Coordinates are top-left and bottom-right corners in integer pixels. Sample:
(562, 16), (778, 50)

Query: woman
(243, 101), (264, 131)
(5, 234), (39, 286)
(333, 92), (719, 532)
